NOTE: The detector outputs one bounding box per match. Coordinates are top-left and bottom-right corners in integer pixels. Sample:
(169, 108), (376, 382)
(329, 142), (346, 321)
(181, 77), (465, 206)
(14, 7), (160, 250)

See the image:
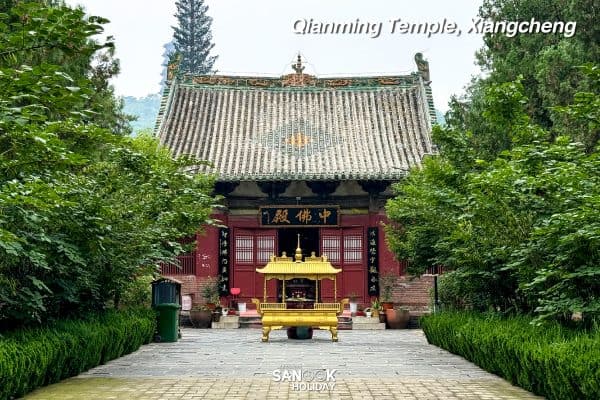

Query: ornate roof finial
(414, 52), (431, 83)
(292, 54), (305, 74)
(167, 53), (182, 82)
(283, 53), (315, 87)
(295, 233), (303, 262)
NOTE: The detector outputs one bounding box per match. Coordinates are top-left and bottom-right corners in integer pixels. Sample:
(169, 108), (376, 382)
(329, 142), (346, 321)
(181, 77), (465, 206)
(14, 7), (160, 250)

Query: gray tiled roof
(157, 71), (436, 182)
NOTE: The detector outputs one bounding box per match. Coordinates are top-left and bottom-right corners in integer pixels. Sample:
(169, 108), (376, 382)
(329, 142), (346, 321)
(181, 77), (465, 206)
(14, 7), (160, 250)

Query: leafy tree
(0, 0), (132, 134)
(477, 0), (598, 130)
(387, 71), (599, 325)
(447, 0), (598, 158)
(392, 1), (600, 325)
(511, 66), (600, 323)
(385, 156), (464, 276)
(172, 0), (217, 75)
(0, 2), (217, 329)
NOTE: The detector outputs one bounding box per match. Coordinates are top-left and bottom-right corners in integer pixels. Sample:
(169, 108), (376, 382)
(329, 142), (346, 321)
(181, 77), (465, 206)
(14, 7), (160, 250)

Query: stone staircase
(212, 315), (240, 329)
(239, 314), (263, 329)
(337, 314), (353, 330)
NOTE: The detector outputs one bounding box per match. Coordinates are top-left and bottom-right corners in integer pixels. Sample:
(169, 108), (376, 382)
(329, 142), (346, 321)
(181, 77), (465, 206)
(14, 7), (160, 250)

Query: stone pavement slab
(24, 328), (542, 399)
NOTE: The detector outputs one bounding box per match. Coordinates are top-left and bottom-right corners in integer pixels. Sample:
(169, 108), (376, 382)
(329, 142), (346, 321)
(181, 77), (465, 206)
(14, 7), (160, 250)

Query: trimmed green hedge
(0, 308), (155, 400)
(421, 312), (600, 400)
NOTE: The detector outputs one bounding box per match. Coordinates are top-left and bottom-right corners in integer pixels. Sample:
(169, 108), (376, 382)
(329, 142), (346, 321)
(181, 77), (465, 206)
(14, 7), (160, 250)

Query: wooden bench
(251, 298), (349, 342)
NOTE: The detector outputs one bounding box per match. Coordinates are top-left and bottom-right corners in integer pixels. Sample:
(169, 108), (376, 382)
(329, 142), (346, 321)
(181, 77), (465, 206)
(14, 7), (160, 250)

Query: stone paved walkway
(24, 328), (541, 399)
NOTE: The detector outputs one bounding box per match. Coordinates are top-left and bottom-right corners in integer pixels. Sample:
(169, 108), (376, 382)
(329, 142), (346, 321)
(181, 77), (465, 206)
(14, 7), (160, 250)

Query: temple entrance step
(239, 316), (263, 329)
(351, 316), (386, 330)
(337, 315), (353, 330)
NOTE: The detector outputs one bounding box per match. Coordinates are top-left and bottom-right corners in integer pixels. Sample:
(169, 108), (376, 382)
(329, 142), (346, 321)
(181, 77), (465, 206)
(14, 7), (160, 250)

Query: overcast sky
(65, 0), (485, 111)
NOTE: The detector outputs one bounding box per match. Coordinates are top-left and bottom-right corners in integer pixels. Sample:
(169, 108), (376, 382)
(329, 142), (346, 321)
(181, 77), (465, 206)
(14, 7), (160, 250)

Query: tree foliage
(452, 0), (599, 154)
(387, 0), (599, 326)
(0, 0), (133, 135)
(0, 1), (217, 329)
(172, 0), (217, 75)
(387, 70), (599, 325)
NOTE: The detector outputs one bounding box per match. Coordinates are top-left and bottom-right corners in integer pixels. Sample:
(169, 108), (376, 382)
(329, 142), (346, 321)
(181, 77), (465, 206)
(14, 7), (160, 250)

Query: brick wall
(164, 274), (214, 307)
(391, 275), (434, 311)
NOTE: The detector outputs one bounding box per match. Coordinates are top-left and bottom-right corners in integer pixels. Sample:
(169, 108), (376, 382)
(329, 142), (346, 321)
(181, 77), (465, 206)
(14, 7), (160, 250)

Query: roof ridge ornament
(167, 53), (182, 82)
(414, 52), (431, 84)
(292, 54), (305, 75)
(282, 53), (316, 87)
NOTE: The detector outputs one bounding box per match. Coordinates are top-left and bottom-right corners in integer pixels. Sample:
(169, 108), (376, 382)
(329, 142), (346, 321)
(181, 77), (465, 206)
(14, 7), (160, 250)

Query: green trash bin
(155, 303), (180, 342)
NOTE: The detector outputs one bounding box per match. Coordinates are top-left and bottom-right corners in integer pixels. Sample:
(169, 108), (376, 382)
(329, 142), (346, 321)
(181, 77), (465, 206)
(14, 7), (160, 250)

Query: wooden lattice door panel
(320, 228), (365, 302)
(232, 229), (277, 301)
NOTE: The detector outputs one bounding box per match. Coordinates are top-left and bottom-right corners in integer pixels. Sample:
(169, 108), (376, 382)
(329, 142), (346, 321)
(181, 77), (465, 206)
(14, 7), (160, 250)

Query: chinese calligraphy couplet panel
(218, 227), (230, 296)
(367, 227), (380, 296)
(259, 205), (340, 227)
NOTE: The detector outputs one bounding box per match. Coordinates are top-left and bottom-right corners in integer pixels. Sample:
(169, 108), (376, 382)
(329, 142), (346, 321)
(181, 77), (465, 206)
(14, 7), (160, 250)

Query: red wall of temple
(370, 212), (405, 275)
(195, 225), (219, 277)
(169, 210), (407, 308)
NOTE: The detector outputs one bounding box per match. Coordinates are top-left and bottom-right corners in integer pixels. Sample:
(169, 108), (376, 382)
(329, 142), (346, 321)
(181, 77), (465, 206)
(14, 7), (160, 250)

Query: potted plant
(385, 306), (410, 329)
(189, 305), (212, 328)
(370, 298), (381, 319)
(379, 273), (396, 310)
(201, 276), (221, 309)
(347, 292), (359, 314)
(199, 277), (222, 324)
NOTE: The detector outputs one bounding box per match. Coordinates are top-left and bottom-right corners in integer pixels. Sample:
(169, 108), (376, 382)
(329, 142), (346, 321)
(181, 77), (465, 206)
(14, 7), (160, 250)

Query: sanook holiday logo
(272, 366), (337, 392)
(293, 17), (577, 38)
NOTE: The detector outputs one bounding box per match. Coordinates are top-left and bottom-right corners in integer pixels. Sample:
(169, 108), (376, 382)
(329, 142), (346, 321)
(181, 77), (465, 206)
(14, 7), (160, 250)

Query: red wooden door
(232, 229), (277, 302)
(342, 229), (366, 302)
(320, 228), (366, 303)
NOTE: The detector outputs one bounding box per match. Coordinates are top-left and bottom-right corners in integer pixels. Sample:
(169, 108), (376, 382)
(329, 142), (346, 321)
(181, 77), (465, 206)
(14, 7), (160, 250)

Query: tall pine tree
(172, 0), (217, 75)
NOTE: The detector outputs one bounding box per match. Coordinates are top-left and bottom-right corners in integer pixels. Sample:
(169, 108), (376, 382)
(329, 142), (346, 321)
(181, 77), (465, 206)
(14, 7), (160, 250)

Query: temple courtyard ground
(24, 328), (540, 399)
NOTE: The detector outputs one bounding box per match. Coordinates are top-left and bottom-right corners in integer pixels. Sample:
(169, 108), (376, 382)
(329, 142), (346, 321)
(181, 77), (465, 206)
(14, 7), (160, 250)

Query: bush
(421, 312), (600, 400)
(0, 308), (155, 400)
(119, 274), (154, 309)
(436, 271), (497, 311)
